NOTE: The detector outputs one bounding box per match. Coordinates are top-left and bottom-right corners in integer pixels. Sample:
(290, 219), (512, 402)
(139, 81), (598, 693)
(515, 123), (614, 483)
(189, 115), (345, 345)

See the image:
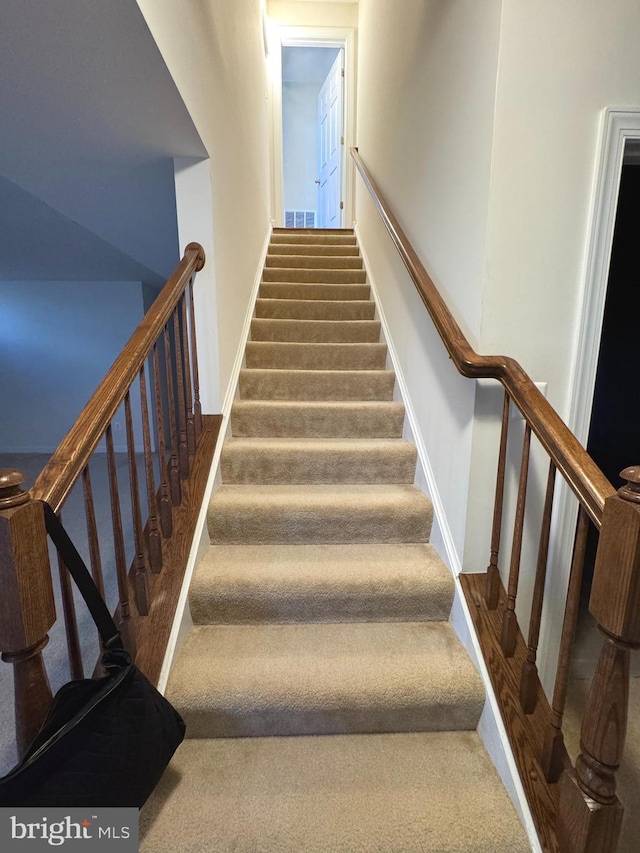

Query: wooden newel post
(557, 466), (640, 852)
(0, 470), (56, 757)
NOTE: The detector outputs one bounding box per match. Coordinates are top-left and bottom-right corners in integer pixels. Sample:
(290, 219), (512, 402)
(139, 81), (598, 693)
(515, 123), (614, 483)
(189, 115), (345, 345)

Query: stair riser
(268, 244), (360, 256)
(239, 369), (395, 401)
(208, 496), (432, 545)
(190, 591), (451, 626)
(250, 319), (381, 343)
(273, 228), (353, 234)
(270, 236), (357, 246)
(245, 342), (387, 370)
(230, 402), (406, 438)
(178, 706), (482, 740)
(255, 299), (375, 321)
(259, 283), (370, 301)
(263, 268), (366, 283)
(266, 255), (363, 270)
(271, 234), (356, 246)
(220, 444), (417, 485)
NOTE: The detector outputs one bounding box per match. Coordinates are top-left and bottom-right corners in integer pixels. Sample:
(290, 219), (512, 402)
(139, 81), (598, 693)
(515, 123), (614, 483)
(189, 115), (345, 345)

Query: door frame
(568, 109), (640, 446)
(268, 25), (356, 228)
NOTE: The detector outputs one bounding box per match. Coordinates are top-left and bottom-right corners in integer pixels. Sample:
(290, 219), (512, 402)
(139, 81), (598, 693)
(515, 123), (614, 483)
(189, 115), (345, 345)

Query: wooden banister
(352, 148), (635, 853)
(350, 148), (614, 525)
(0, 470), (55, 755)
(31, 242), (205, 513)
(0, 240), (217, 763)
(557, 467), (640, 851)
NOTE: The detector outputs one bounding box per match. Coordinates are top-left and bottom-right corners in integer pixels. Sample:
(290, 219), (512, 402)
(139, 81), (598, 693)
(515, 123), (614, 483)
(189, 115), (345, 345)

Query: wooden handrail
(31, 242), (205, 513)
(350, 148), (615, 526)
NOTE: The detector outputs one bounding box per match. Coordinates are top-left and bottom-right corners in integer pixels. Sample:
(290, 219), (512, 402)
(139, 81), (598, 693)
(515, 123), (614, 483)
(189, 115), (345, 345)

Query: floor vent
(284, 210), (316, 228)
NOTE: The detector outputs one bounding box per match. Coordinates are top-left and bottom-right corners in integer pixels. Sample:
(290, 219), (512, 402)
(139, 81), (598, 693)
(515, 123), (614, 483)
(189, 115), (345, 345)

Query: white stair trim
(158, 224), (272, 693)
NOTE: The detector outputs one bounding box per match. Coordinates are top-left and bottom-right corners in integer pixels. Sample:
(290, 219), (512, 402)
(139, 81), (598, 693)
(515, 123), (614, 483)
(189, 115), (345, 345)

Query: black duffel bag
(0, 502), (185, 807)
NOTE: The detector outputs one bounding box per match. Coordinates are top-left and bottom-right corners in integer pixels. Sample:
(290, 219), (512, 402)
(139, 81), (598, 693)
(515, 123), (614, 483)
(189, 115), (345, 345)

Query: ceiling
(0, 0), (206, 282)
(0, 0), (205, 172)
(282, 46), (341, 84)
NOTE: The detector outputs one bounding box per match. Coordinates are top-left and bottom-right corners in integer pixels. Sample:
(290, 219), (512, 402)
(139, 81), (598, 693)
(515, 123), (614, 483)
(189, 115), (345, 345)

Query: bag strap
(41, 502), (123, 650)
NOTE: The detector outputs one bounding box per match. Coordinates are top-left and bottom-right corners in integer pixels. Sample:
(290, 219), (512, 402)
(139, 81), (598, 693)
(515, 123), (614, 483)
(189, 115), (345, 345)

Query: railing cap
(618, 466), (640, 504)
(0, 469), (30, 509)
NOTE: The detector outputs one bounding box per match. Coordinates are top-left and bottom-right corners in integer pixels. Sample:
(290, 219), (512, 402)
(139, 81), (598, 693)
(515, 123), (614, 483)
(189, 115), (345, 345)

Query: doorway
(281, 45), (343, 228)
(586, 155), (640, 490)
(571, 145), (640, 677)
(269, 26), (356, 229)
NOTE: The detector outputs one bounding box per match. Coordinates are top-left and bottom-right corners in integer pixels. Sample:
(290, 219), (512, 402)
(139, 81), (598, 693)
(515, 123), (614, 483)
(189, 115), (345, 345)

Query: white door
(317, 50), (344, 228)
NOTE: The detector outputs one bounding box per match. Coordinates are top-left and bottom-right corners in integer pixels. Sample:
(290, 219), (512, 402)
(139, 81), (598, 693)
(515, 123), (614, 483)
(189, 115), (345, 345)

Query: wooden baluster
(500, 423), (532, 657)
(55, 508), (84, 680)
(173, 306), (189, 479)
(486, 390), (510, 609)
(153, 341), (173, 536)
(164, 324), (182, 506)
(0, 469), (56, 756)
(82, 463), (106, 599)
(105, 425), (136, 656)
(557, 467), (640, 853)
(520, 460), (557, 713)
(181, 296), (196, 457)
(541, 507), (589, 782)
(124, 391), (150, 615)
(139, 365), (162, 574)
(187, 271), (203, 437)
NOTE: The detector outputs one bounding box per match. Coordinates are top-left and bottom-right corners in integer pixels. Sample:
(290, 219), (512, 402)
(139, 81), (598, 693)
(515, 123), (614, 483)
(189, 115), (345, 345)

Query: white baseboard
(355, 223), (541, 853)
(157, 224), (272, 693)
(355, 225), (462, 575)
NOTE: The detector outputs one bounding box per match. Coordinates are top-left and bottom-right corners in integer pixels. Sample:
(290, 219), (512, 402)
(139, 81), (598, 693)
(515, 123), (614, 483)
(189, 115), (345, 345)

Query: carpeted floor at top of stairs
(141, 228), (530, 852)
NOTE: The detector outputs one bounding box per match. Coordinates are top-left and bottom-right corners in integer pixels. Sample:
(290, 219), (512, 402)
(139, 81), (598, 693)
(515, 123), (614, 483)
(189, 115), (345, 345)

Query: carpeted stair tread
(166, 621), (485, 737)
(271, 228), (355, 243)
(270, 233), (357, 245)
(268, 242), (360, 256)
(255, 297), (375, 321)
(230, 400), (406, 438)
(245, 341), (387, 370)
(265, 254), (363, 270)
(250, 317), (381, 342)
(239, 368), (395, 401)
(189, 543), (454, 624)
(263, 267), (367, 283)
(221, 437), (417, 484)
(259, 282), (370, 300)
(140, 732), (529, 853)
(207, 484), (433, 544)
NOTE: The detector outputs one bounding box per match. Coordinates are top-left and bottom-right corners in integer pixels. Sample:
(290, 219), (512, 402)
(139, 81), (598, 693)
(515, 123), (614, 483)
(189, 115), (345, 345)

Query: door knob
(315, 179), (321, 185)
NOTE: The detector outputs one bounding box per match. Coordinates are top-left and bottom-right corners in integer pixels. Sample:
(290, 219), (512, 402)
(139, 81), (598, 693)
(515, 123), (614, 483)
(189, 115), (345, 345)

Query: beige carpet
(141, 228), (529, 851)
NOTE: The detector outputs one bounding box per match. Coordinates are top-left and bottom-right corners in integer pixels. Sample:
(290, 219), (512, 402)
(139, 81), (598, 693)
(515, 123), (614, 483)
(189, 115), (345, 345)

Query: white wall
(136, 0), (272, 408)
(355, 0), (503, 564)
(10, 159), (181, 280)
(174, 157), (221, 414)
(268, 1), (358, 28)
(0, 281), (145, 453)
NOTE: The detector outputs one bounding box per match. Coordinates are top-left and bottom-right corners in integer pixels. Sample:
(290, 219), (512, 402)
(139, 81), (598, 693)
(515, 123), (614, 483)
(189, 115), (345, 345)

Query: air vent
(284, 210), (316, 228)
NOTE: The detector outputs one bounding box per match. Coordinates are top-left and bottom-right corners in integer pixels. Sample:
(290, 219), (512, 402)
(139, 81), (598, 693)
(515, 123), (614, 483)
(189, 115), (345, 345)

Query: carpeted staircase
(140, 229), (530, 852)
